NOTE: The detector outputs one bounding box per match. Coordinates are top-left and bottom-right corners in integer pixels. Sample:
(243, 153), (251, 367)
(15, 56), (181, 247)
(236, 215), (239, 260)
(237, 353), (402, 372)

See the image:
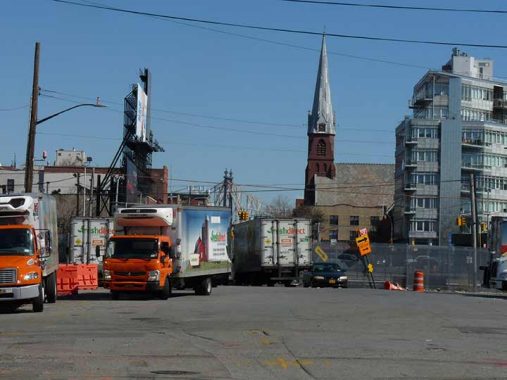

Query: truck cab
(484, 216), (507, 290)
(103, 208), (175, 300)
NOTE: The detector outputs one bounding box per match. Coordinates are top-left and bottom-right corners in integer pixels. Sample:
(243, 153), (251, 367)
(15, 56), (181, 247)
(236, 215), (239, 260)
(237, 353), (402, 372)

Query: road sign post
(355, 233), (376, 288)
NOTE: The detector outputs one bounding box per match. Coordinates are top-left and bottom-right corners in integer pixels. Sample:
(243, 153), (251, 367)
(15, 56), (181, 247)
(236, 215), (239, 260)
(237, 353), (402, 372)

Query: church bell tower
(304, 35), (336, 205)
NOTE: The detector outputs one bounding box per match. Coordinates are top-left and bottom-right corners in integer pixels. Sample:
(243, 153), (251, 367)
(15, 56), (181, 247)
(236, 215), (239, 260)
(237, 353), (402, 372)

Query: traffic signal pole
(470, 173), (478, 291)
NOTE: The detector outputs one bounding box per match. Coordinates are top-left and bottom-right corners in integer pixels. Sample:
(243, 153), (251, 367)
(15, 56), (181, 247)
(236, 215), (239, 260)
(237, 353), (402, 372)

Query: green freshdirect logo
(267, 227), (306, 235)
(210, 231), (226, 242)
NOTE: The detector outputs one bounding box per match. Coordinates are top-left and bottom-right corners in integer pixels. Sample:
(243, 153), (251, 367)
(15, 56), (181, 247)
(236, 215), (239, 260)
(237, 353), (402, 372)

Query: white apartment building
(394, 48), (507, 245)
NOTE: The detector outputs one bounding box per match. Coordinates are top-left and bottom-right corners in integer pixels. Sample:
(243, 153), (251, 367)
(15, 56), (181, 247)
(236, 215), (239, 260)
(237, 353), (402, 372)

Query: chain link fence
(312, 242), (490, 291)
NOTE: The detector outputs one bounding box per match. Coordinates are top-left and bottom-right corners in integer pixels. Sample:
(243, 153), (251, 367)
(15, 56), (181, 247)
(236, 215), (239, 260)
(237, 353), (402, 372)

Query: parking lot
(1, 286), (507, 379)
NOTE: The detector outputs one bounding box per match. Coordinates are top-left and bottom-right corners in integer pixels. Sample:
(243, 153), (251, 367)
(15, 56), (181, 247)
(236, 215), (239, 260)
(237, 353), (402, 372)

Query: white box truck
(230, 218), (312, 286)
(0, 194), (59, 312)
(104, 205), (232, 297)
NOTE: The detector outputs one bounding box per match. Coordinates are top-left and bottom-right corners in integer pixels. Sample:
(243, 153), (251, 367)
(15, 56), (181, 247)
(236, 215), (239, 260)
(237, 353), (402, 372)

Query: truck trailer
(69, 217), (114, 265)
(0, 194), (59, 312)
(103, 205), (231, 298)
(230, 218), (312, 286)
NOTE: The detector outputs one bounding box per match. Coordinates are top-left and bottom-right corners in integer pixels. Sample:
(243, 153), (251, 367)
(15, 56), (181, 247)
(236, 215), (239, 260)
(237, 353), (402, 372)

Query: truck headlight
(103, 270), (112, 281)
(147, 270), (160, 281)
(23, 272), (39, 280)
(313, 275), (324, 280)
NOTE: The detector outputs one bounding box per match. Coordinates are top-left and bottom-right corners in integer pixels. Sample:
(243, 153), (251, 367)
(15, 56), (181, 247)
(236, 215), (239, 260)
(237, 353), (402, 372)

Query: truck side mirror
(95, 245), (101, 258)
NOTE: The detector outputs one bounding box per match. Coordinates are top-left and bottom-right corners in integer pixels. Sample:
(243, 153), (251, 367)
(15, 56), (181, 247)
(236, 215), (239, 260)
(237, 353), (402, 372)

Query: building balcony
(404, 160), (418, 168)
(404, 207), (416, 215)
(408, 230), (437, 239)
(462, 139), (490, 148)
(404, 182), (417, 191)
(461, 164), (490, 172)
(493, 99), (507, 109)
(405, 138), (418, 145)
(410, 97), (433, 109)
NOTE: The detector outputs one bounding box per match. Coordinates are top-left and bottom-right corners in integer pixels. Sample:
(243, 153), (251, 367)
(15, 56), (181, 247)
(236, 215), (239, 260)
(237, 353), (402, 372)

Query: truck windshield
(110, 239), (158, 259)
(0, 229), (34, 256)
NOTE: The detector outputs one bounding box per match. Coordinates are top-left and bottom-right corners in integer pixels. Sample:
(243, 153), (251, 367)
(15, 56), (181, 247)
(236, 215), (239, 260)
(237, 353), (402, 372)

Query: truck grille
(0, 269), (16, 284)
(116, 271), (145, 277)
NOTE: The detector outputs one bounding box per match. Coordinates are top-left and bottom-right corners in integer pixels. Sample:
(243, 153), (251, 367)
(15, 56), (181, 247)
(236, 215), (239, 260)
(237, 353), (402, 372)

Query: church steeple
(304, 35), (336, 205)
(308, 35), (335, 136)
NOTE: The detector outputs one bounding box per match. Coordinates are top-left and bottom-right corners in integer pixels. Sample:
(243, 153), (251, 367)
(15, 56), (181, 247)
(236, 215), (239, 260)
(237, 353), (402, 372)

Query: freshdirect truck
(103, 205), (231, 298)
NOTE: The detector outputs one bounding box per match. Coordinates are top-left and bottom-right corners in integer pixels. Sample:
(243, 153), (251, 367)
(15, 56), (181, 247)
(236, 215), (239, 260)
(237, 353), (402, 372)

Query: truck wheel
(111, 291), (120, 300)
(196, 277), (212, 296)
(32, 284), (44, 313)
(159, 278), (172, 300)
(45, 272), (57, 304)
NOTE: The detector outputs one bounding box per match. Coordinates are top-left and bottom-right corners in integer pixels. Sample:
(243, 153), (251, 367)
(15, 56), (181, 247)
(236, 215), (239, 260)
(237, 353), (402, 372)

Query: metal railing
(311, 242), (489, 291)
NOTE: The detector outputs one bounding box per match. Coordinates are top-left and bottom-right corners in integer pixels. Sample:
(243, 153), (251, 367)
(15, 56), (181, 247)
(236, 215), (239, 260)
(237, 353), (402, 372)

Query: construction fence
(312, 242), (490, 291)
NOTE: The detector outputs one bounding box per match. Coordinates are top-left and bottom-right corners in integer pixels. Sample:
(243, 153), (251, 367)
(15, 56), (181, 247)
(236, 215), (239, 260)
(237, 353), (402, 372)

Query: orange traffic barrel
(413, 271), (424, 292)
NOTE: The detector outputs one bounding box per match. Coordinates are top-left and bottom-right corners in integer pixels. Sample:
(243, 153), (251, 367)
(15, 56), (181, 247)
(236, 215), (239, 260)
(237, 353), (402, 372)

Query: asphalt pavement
(0, 286), (506, 379)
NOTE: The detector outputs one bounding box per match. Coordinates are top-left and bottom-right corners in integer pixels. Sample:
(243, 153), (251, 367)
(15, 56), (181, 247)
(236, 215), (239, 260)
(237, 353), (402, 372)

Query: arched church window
(317, 140), (326, 156)
(318, 123), (326, 132)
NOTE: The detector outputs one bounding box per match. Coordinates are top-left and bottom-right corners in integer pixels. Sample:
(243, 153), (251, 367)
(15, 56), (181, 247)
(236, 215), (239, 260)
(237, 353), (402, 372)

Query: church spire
(308, 34), (335, 136)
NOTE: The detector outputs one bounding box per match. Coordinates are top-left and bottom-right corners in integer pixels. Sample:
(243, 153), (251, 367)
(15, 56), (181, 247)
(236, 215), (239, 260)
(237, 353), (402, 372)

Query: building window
(6, 179), (14, 193)
(318, 123), (326, 132)
(329, 215), (338, 225)
(350, 216), (359, 226)
(329, 230), (338, 240)
(410, 220), (436, 232)
(317, 140), (326, 156)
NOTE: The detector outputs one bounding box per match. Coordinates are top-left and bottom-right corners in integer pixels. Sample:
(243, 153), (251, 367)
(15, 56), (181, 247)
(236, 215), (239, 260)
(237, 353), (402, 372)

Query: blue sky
(2, 0), (507, 206)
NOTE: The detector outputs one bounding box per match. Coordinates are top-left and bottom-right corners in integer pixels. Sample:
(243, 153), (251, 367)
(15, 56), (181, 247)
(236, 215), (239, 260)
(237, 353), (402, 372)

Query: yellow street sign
(355, 234), (372, 256)
(314, 246), (329, 262)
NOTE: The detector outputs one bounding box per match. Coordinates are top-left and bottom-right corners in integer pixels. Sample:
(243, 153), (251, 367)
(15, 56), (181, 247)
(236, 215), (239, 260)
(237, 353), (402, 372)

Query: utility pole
(24, 42), (40, 193)
(222, 169), (233, 208)
(470, 173), (478, 291)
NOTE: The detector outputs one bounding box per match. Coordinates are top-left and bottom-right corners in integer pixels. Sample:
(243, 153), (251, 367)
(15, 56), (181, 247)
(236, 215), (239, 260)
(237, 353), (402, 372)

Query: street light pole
(24, 99), (105, 193)
(24, 42), (40, 193)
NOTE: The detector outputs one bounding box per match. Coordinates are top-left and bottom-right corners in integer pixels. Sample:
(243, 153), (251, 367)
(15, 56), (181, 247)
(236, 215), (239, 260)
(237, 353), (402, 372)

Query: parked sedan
(303, 263), (348, 288)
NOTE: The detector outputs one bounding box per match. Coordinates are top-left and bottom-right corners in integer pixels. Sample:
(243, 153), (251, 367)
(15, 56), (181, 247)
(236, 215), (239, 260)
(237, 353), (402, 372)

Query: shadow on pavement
(57, 290), (195, 301)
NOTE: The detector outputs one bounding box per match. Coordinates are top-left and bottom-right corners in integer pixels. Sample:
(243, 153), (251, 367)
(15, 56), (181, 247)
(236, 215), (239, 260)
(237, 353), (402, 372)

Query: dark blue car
(302, 262), (348, 288)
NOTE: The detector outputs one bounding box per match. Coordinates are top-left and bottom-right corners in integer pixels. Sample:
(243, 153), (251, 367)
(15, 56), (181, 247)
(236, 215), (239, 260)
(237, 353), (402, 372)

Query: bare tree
(293, 205), (324, 224)
(263, 195), (294, 218)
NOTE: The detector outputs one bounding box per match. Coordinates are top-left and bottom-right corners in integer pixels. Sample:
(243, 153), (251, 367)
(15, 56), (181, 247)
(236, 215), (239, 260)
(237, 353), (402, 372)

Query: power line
(38, 93), (396, 145)
(283, 0), (507, 14)
(0, 105), (29, 112)
(40, 88), (397, 133)
(53, 0), (507, 49)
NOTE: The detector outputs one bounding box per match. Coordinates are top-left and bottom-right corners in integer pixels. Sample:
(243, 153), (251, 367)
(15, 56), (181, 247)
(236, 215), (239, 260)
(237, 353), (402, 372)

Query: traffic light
(481, 222), (488, 232)
(237, 210), (249, 221)
(456, 215), (466, 227)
